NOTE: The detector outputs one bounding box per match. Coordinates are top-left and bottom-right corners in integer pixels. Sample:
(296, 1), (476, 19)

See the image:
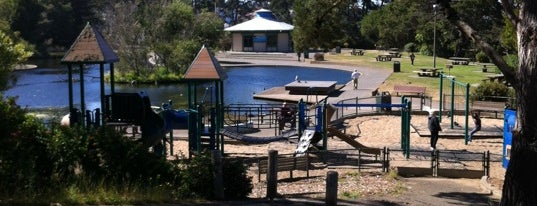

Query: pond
(3, 64), (351, 110)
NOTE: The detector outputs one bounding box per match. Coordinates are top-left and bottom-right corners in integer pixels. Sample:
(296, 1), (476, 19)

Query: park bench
(449, 57), (471, 65)
(413, 68), (442, 77)
(351, 49), (364, 56)
(472, 100), (506, 118)
(393, 85), (426, 97)
(389, 52), (402, 58)
(258, 155), (310, 181)
(376, 55), (392, 61)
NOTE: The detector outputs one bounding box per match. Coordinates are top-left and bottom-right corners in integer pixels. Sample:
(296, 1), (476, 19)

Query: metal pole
(433, 4), (438, 69)
(450, 78), (455, 129)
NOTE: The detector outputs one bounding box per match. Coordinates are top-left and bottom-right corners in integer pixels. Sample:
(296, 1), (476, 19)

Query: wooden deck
(284, 80), (337, 95)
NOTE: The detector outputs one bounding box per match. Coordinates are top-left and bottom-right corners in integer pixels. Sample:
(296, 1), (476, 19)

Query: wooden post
(212, 150), (224, 199)
(266, 150), (278, 200)
(326, 171), (338, 206)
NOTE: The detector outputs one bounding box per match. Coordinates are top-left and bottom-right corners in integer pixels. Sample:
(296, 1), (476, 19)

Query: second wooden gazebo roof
(183, 45), (226, 80)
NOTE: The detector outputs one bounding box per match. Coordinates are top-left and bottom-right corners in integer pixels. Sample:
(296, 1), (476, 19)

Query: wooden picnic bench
(351, 49), (364, 56)
(258, 155), (310, 181)
(393, 85), (426, 97)
(413, 68), (443, 77)
(388, 52), (402, 58)
(449, 57), (471, 65)
(376, 54), (392, 61)
(472, 100), (506, 118)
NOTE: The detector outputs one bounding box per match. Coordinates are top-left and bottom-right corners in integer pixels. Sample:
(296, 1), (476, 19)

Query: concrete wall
(231, 33), (243, 52)
(278, 33), (290, 52)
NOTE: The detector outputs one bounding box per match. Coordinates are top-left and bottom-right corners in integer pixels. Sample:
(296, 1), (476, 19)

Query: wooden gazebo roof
(184, 45), (227, 80)
(61, 23), (119, 64)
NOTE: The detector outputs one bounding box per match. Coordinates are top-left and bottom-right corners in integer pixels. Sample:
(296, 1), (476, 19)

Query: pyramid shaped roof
(224, 9), (293, 32)
(61, 23), (119, 63)
(184, 45), (226, 80)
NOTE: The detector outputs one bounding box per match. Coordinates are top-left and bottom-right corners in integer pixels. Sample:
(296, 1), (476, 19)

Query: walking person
(428, 109), (442, 150)
(410, 53), (416, 65)
(351, 69), (361, 90)
(468, 112), (481, 142)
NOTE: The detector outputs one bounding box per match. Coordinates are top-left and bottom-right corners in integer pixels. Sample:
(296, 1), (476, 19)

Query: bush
(223, 158), (253, 199)
(177, 153), (253, 199)
(503, 54), (518, 68)
(0, 96), (252, 203)
(313, 53), (325, 61)
(475, 51), (490, 63)
(404, 42), (418, 53)
(472, 81), (511, 101)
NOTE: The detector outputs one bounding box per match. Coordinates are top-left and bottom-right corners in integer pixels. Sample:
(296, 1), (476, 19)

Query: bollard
(212, 150), (224, 199)
(326, 171), (338, 206)
(266, 150), (278, 200)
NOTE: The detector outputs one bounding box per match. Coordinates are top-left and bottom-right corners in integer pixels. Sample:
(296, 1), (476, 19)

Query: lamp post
(433, 4), (438, 69)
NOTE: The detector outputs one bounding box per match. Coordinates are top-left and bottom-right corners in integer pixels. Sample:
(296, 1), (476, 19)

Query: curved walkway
(216, 53), (392, 104)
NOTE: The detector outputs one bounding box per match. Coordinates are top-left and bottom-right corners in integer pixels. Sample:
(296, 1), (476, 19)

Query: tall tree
(437, 0), (536, 204)
(292, 0), (348, 51)
(0, 31), (33, 90)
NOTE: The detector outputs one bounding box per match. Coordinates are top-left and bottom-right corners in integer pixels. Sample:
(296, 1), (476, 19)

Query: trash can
(376, 92), (392, 112)
(304, 51), (309, 59)
(335, 46), (341, 53)
(393, 61), (400, 72)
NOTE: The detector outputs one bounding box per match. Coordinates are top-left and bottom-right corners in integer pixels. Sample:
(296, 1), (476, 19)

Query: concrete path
(216, 54), (392, 104)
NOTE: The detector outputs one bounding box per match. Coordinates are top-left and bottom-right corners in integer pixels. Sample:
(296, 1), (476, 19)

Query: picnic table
(449, 57), (471, 65)
(376, 54), (392, 61)
(351, 49), (365, 56)
(484, 74), (505, 83)
(388, 51), (402, 58)
(413, 68), (443, 77)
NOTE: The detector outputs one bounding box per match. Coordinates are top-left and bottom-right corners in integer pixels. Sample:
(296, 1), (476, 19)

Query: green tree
(292, 0), (348, 51)
(437, 0), (537, 204)
(11, 0), (100, 56)
(0, 31), (33, 90)
(269, 0), (294, 23)
(0, 0), (18, 31)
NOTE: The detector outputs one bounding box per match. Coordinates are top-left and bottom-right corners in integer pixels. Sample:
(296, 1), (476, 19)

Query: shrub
(475, 51), (490, 63)
(222, 158), (253, 199)
(404, 42), (418, 53)
(313, 53), (325, 61)
(472, 81), (511, 101)
(503, 54), (518, 68)
(177, 153), (253, 200)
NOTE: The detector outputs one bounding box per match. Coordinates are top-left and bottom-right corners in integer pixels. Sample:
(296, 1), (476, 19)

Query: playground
(167, 113), (504, 200)
(56, 24), (506, 203)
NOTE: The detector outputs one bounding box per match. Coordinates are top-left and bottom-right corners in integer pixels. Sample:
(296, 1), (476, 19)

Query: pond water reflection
(4, 64), (350, 110)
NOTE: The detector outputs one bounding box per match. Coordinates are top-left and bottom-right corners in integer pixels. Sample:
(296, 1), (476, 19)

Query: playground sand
(170, 115), (505, 200)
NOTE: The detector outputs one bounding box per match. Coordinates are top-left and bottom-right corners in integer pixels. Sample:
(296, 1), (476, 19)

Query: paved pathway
(216, 54), (392, 104)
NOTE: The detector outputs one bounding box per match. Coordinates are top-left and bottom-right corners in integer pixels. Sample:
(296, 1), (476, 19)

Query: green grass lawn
(324, 49), (500, 99)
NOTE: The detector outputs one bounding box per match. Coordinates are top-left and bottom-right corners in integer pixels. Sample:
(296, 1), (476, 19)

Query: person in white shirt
(351, 69), (361, 90)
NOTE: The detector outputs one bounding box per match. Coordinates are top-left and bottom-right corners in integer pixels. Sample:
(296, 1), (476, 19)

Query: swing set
(438, 73), (471, 144)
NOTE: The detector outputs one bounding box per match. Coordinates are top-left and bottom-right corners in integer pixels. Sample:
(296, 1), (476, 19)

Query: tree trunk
(438, 0), (537, 204)
(501, 1), (537, 205)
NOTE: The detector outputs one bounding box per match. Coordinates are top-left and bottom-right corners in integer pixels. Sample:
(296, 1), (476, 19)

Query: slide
(160, 109), (189, 131)
(295, 129), (317, 156)
(327, 127), (380, 155)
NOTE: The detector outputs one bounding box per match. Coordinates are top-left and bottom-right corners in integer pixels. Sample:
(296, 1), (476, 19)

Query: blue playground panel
(503, 109), (516, 168)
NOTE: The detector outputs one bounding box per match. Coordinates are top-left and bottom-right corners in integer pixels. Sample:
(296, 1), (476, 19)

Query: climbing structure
(183, 45), (227, 155)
